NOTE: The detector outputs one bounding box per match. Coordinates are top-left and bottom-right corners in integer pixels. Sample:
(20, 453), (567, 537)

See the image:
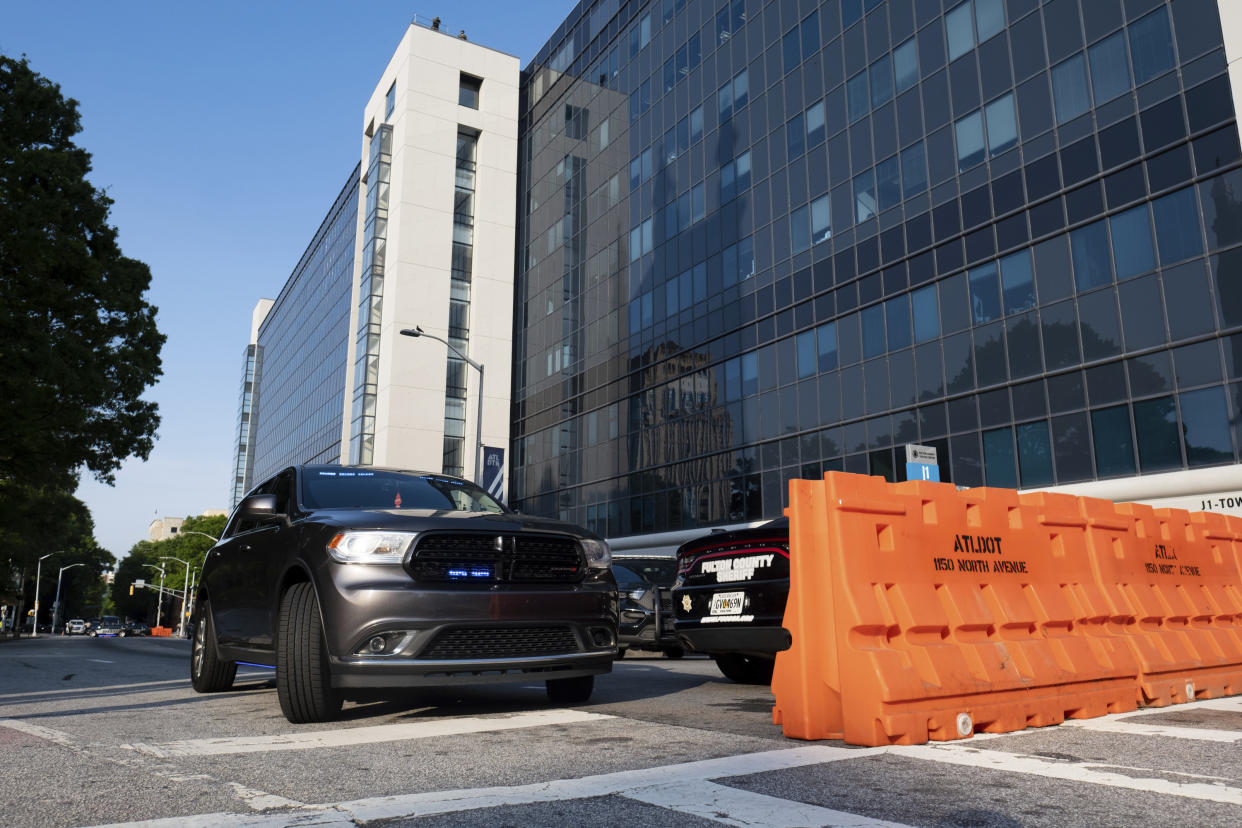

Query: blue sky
(0, 1), (573, 559)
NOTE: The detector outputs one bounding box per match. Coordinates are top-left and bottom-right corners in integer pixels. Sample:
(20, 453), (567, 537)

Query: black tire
(615, 647), (628, 660)
(713, 652), (774, 684)
(190, 600), (237, 692)
(277, 582), (342, 723)
(546, 675), (594, 704)
(662, 646), (685, 659)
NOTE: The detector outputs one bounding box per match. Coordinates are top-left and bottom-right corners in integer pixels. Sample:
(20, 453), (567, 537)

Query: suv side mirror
(241, 493), (279, 520)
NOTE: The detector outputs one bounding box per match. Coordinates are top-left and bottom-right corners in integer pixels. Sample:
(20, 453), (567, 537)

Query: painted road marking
(0, 718), (74, 746)
(123, 709), (615, 758)
(892, 744), (1242, 805)
(88, 659), (116, 663)
(1060, 717), (1242, 742)
(625, 780), (910, 827)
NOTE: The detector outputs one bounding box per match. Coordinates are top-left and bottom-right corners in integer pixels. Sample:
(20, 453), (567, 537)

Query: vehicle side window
(272, 470), (293, 517)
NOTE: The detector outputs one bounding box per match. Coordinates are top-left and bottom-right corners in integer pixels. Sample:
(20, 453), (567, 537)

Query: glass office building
(246, 168), (360, 494)
(511, 0), (1242, 536)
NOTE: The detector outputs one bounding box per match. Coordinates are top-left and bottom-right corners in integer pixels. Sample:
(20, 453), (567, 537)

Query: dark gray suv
(191, 465), (618, 722)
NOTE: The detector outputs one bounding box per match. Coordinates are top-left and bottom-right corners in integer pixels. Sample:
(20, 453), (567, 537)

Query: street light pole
(400, 326), (485, 485)
(143, 564), (166, 628)
(52, 563), (84, 633)
(159, 557), (191, 637)
(31, 552), (58, 637)
(179, 531), (218, 628)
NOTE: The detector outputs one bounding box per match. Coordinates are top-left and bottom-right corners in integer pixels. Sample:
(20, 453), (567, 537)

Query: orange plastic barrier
(771, 472), (1242, 746)
(151, 626), (172, 637)
(1075, 499), (1242, 705)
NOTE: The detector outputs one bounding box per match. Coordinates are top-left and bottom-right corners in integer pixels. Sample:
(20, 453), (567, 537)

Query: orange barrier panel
(151, 626), (172, 637)
(1075, 499), (1242, 705)
(772, 473), (1141, 745)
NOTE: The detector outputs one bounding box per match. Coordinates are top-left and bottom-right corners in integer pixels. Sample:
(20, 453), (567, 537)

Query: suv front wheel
(190, 600), (237, 692)
(277, 582), (343, 723)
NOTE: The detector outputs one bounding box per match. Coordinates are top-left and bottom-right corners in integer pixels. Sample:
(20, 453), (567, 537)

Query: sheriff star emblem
(681, 595), (692, 612)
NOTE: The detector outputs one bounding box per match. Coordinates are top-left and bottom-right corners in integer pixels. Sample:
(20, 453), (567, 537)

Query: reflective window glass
(983, 427), (1017, 487)
(862, 304), (886, 358)
(1052, 54), (1090, 124)
(1180, 387), (1234, 467)
(1088, 32), (1130, 105)
(1109, 205), (1155, 279)
(797, 331), (817, 378)
(1153, 187), (1204, 265)
(1162, 260), (1214, 341)
(1071, 221), (1113, 291)
(887, 294), (912, 350)
(1092, 405), (1136, 476)
(999, 250), (1035, 314)
(956, 111), (985, 171)
(894, 39), (918, 92)
(947, 2), (975, 62)
(855, 170), (877, 222)
(787, 114), (805, 159)
(791, 204), (811, 253)
(969, 262), (1002, 324)
(806, 101), (826, 147)
(870, 55), (893, 107)
(817, 322), (838, 371)
(848, 71), (869, 122)
(975, 0), (1005, 43)
(1078, 288), (1122, 360)
(1128, 8), (1175, 85)
(876, 156), (901, 211)
(811, 195), (831, 243)
(1133, 396), (1182, 471)
(939, 272), (971, 333)
(1017, 421), (1053, 487)
(901, 142), (928, 197)
(1128, 351), (1173, 397)
(913, 284), (940, 342)
(1053, 412), (1092, 482)
(1118, 274), (1165, 351)
(985, 94), (1017, 156)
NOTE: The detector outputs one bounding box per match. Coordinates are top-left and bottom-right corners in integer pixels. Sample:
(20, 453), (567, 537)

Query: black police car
(612, 555), (682, 658)
(671, 518), (790, 683)
(191, 465), (618, 722)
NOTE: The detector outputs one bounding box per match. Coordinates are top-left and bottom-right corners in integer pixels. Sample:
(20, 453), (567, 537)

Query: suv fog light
(368, 635), (387, 654)
(588, 627), (615, 648)
(354, 630), (416, 656)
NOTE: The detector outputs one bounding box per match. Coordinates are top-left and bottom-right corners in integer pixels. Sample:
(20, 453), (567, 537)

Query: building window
(459, 73), (482, 109)
(385, 81), (396, 119)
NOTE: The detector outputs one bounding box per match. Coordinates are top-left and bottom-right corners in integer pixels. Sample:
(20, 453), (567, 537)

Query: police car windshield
(301, 469), (505, 513)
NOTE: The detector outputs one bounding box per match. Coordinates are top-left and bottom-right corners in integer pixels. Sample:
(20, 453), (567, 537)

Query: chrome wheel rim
(191, 617), (204, 678)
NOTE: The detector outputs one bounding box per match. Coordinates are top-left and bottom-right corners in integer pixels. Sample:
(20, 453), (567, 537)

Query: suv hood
(301, 508), (600, 539)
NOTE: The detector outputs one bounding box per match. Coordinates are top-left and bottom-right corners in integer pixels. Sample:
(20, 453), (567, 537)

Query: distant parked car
(191, 465), (618, 723)
(90, 616), (125, 637)
(65, 619), (86, 635)
(672, 518), (791, 684)
(612, 555), (682, 658)
(122, 621), (151, 637)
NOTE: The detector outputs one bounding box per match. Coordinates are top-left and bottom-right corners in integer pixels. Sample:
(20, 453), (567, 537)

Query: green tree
(0, 55), (163, 630)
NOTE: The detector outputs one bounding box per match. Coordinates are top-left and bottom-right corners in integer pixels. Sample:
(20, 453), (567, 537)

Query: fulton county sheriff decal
(700, 554), (775, 583)
(681, 595), (692, 612)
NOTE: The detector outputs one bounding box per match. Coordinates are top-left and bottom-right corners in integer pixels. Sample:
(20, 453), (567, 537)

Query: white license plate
(709, 591), (745, 615)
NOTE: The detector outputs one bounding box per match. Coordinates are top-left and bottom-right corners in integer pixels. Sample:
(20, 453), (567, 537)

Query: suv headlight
(581, 538), (611, 571)
(327, 531), (418, 564)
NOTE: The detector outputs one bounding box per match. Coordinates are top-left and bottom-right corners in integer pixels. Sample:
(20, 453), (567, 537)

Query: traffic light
(129, 584), (134, 596)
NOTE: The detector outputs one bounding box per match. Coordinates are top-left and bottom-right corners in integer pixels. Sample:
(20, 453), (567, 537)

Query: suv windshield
(301, 469), (505, 513)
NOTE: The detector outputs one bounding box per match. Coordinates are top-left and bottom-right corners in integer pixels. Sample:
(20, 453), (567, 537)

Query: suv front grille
(416, 626), (580, 659)
(409, 533), (583, 583)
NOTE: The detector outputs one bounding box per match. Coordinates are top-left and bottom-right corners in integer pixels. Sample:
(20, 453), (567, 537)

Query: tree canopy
(0, 55), (164, 488)
(111, 513), (226, 624)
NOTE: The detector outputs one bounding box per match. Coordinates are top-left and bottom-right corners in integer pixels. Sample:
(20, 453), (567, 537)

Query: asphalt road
(1, 635), (1239, 827)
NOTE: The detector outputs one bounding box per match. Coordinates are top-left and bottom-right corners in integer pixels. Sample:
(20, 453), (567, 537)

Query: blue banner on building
(482, 446), (505, 502)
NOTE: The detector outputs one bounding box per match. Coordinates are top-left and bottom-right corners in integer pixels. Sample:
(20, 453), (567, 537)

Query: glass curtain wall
(229, 343), (258, 507)
(350, 125), (392, 465)
(443, 130), (479, 476)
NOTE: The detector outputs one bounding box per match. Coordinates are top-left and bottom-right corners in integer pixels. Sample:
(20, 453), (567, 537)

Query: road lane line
(891, 744), (1242, 805)
(88, 659), (116, 663)
(624, 780), (912, 827)
(123, 709), (616, 758)
(0, 718), (75, 746)
(1059, 717), (1242, 742)
(88, 744), (877, 827)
